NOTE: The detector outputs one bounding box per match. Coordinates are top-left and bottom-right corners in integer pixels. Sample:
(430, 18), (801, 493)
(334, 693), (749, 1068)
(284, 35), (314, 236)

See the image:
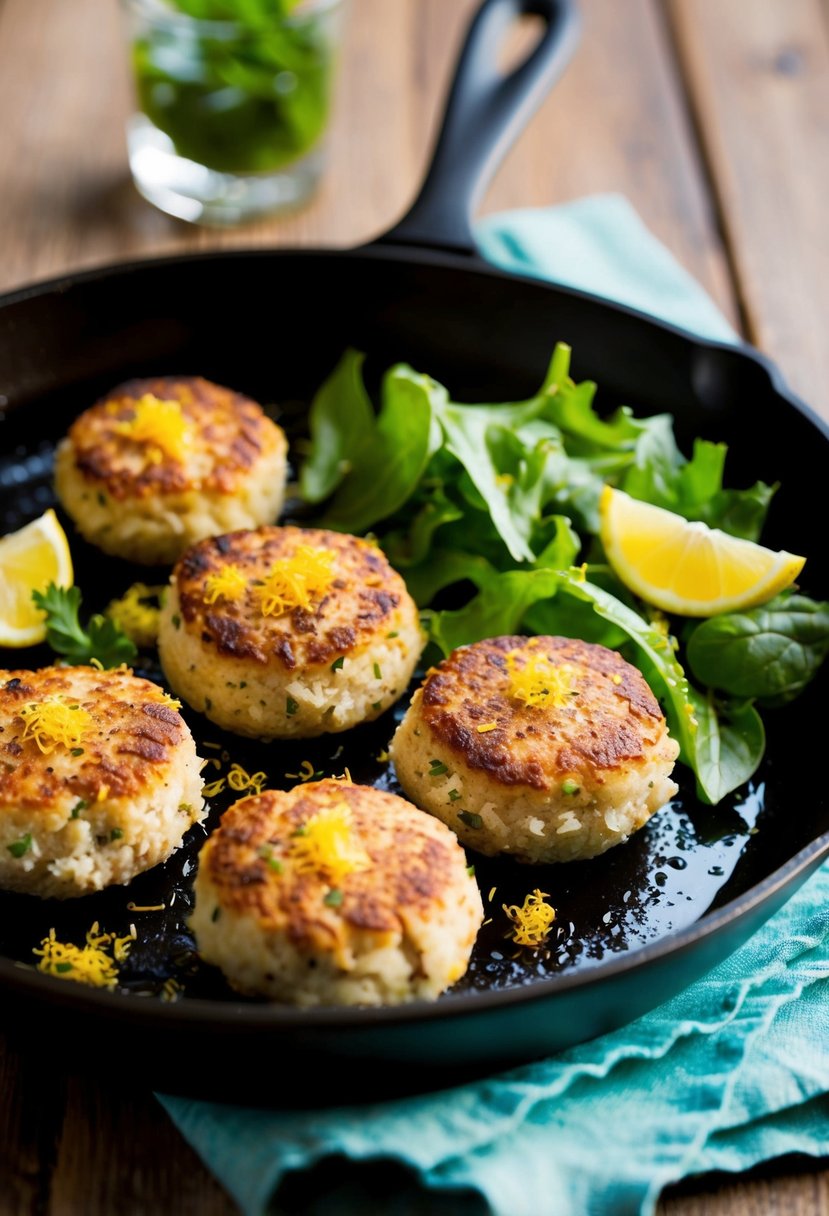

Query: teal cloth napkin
(160, 195), (829, 1215)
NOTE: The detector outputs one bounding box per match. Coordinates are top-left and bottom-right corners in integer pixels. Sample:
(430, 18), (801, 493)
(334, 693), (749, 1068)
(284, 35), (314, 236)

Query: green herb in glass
(131, 0), (336, 175)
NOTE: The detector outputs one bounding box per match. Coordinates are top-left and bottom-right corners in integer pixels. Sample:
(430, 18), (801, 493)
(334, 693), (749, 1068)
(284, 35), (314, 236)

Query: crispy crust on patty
(418, 635), (667, 791)
(65, 376), (286, 500)
(199, 781), (469, 958)
(0, 666), (189, 809)
(173, 526), (407, 669)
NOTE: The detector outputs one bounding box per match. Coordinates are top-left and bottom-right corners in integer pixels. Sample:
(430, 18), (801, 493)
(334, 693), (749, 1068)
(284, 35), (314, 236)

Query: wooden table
(1, 0), (827, 1211)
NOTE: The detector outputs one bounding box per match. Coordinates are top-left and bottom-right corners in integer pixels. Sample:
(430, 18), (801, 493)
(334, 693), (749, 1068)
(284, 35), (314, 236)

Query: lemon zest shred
(126, 901), (166, 912)
(476, 722), (498, 733)
(375, 749), (390, 763)
(114, 394), (192, 464)
(506, 651), (576, 709)
(203, 564), (248, 605)
(503, 889), (556, 948)
(105, 582), (165, 646)
(255, 546), (335, 618)
(226, 763), (267, 796)
(331, 767), (353, 784)
(19, 698), (91, 754)
(33, 922), (132, 988)
(290, 803), (370, 886)
(203, 776), (227, 797)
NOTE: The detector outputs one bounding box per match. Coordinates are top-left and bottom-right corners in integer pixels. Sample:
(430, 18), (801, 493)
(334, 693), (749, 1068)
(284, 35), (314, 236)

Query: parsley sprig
(32, 583), (137, 669)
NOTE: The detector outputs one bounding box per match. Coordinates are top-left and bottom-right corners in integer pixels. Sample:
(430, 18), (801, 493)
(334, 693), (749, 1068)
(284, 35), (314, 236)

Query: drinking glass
(121, 0), (345, 225)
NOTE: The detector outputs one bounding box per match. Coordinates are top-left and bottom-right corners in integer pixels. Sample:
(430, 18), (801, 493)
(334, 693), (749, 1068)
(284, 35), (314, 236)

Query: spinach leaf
(536, 344), (631, 445)
(437, 405), (555, 562)
(382, 480), (463, 568)
(317, 365), (442, 533)
(687, 594), (829, 703)
(402, 549), (497, 609)
(428, 566), (562, 656)
(623, 431), (775, 542)
(689, 691), (765, 805)
(300, 350), (374, 504)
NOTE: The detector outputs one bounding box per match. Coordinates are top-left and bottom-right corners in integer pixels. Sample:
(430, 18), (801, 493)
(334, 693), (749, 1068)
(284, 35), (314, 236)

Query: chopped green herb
(429, 760), (448, 777)
(239, 681), (247, 689)
(458, 811), (483, 830)
(323, 888), (343, 907)
(97, 492), (106, 507)
(8, 834), (32, 858)
(331, 656), (345, 671)
(292, 825), (307, 838)
(204, 697), (212, 710)
(31, 582), (136, 669)
(179, 803), (192, 813)
(211, 906), (221, 922)
(110, 827), (124, 841)
(561, 779), (580, 795)
(373, 662), (382, 679)
(466, 864), (476, 877)
(387, 631), (399, 639)
(70, 799), (88, 819)
(258, 845), (283, 874)
(371, 701), (382, 711)
(70, 747), (84, 757)
(448, 788), (461, 802)
(171, 614), (181, 630)
(55, 961), (74, 973)
(286, 696), (299, 717)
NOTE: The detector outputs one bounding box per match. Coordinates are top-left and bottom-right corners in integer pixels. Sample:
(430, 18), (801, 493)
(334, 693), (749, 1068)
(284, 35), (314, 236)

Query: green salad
(299, 343), (829, 806)
(132, 0), (335, 174)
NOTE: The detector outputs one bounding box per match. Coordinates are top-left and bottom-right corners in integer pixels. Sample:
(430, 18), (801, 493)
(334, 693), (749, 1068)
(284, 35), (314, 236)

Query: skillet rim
(0, 241), (827, 1030)
(1, 243), (827, 444)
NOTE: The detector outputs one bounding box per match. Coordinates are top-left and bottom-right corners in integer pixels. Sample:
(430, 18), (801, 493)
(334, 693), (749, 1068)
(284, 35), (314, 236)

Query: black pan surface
(0, 0), (826, 1103)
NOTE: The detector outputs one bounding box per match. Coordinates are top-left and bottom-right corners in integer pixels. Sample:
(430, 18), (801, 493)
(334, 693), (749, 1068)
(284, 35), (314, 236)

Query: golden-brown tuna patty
(158, 526), (424, 738)
(390, 635), (679, 863)
(190, 780), (483, 1005)
(0, 666), (205, 898)
(54, 375), (287, 564)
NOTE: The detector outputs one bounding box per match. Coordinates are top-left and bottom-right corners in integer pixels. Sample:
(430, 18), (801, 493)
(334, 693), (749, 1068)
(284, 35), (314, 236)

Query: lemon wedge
(599, 486), (805, 616)
(0, 509), (73, 646)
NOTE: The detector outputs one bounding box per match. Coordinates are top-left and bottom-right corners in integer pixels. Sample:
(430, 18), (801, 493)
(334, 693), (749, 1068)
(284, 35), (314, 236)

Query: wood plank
(48, 1069), (235, 1216)
(668, 0), (829, 419)
(0, 0), (739, 332)
(0, 1033), (67, 1215)
(661, 1156), (829, 1215)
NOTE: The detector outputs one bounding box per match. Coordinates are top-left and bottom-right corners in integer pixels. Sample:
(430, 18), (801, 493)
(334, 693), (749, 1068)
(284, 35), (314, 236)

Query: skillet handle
(374, 0), (581, 256)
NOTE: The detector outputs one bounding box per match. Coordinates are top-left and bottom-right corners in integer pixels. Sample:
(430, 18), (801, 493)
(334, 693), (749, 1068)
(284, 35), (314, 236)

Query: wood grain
(669, 0), (829, 417)
(0, 0), (738, 329)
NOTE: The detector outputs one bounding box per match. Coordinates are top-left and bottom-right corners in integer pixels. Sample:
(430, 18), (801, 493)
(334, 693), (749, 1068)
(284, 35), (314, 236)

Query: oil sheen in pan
(0, 396), (776, 1006)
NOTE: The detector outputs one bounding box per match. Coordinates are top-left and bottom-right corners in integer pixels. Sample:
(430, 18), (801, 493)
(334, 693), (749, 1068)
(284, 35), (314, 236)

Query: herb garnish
(32, 583), (137, 669)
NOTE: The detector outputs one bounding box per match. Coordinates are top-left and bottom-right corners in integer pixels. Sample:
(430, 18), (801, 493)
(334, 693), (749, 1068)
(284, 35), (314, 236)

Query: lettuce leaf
(299, 340), (812, 803)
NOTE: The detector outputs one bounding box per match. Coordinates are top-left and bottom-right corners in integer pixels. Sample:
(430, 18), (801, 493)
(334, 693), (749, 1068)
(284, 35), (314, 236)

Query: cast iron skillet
(0, 0), (827, 1104)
